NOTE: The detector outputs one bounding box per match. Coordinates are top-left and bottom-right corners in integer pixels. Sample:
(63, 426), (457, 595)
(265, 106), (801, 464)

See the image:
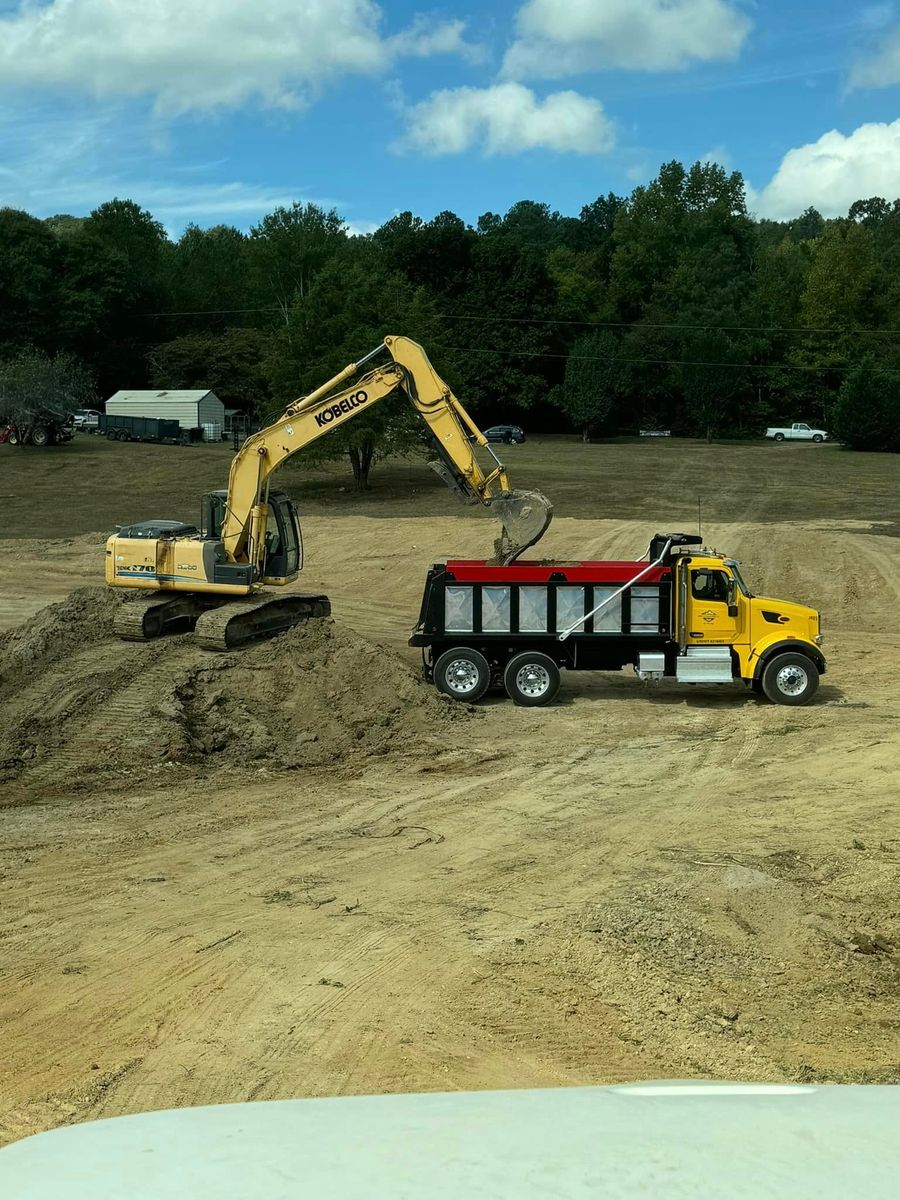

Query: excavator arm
(221, 335), (552, 568)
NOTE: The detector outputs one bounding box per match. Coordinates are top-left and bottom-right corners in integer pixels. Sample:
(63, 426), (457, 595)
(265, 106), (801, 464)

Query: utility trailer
(411, 533), (826, 707)
(98, 414), (188, 445)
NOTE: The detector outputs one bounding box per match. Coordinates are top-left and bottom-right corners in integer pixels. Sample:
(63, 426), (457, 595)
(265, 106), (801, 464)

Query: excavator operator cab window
(691, 569), (730, 604)
(262, 493), (302, 581)
(264, 513), (283, 558)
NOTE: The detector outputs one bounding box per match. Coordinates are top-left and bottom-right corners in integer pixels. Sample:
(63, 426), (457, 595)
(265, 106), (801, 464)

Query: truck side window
(691, 569), (729, 603)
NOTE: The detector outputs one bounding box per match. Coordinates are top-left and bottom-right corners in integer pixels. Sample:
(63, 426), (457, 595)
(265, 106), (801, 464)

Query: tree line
(2, 160), (900, 483)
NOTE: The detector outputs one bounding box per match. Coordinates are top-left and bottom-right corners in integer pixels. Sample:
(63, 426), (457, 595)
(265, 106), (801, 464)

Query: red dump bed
(444, 560), (670, 584)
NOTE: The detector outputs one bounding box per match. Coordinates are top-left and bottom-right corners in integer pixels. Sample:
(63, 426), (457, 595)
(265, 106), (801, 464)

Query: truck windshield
(731, 564), (753, 597)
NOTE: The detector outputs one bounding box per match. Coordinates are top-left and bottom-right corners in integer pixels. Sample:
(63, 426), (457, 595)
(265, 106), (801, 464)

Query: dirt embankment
(0, 589), (472, 795)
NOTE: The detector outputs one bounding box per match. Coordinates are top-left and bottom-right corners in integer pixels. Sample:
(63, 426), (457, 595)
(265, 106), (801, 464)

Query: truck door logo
(702, 609), (716, 623)
(313, 390), (369, 428)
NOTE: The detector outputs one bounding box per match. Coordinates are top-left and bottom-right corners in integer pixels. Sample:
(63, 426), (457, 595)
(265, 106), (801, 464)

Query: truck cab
(671, 549), (823, 697)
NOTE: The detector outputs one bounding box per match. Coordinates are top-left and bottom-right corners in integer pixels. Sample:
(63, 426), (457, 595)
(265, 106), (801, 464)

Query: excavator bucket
(489, 489), (554, 564)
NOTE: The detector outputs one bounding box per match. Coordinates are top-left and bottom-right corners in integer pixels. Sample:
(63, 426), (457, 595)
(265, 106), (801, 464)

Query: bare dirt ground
(1, 437), (898, 1146)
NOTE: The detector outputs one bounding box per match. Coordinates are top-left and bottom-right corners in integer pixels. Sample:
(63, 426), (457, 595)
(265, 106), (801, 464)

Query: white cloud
(502, 0), (751, 79)
(395, 83), (615, 156)
(0, 0), (476, 114)
(389, 16), (485, 65)
(701, 145), (732, 170)
(753, 121), (900, 220)
(849, 23), (900, 87)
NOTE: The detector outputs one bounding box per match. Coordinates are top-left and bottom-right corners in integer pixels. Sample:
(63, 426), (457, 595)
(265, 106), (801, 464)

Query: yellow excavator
(105, 335), (553, 649)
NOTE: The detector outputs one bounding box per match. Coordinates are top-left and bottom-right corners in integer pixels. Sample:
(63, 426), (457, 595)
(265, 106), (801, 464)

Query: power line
(436, 313), (900, 337)
(146, 306), (282, 317)
(432, 343), (900, 374)
(144, 303), (900, 339)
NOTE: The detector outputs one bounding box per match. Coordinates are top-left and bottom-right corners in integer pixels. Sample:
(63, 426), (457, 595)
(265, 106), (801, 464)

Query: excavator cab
(260, 492), (303, 584)
(201, 488), (302, 584)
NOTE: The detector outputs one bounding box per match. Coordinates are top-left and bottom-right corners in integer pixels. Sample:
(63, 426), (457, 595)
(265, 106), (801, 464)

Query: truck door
(687, 567), (742, 645)
(792, 423), (810, 439)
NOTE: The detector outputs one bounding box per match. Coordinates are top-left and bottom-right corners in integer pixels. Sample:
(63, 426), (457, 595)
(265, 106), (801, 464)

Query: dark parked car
(482, 425), (525, 444)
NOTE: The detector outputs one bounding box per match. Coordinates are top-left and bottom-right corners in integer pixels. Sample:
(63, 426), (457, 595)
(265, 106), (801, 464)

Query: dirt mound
(0, 590), (473, 794)
(0, 587), (125, 691)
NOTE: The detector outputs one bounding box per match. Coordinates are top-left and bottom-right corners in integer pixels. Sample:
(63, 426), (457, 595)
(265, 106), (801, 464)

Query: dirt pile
(0, 587), (125, 691)
(0, 589), (472, 793)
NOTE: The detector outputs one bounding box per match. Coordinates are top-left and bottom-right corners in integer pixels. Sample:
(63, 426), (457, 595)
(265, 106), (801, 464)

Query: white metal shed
(105, 390), (225, 432)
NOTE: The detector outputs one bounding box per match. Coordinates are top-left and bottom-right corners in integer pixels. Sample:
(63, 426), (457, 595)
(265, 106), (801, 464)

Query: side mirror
(726, 577), (739, 618)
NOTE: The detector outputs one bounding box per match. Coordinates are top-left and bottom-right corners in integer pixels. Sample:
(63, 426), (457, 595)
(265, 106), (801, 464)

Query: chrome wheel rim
(445, 658), (480, 695)
(515, 663), (550, 697)
(776, 664), (808, 696)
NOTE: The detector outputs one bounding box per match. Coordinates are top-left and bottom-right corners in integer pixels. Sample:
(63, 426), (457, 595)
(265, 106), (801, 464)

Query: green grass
(1, 433), (898, 539)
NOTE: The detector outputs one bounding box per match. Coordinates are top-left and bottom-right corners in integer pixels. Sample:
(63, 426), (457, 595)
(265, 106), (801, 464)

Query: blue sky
(2, 0), (900, 233)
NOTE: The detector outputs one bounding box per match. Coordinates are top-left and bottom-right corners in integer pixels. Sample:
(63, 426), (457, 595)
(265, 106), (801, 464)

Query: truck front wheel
(503, 651), (561, 707)
(760, 652), (819, 706)
(434, 647), (491, 703)
(30, 425), (49, 447)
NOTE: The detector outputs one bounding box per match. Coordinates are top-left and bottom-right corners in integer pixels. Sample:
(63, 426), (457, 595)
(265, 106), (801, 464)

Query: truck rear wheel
(773, 432), (785, 442)
(503, 651), (560, 707)
(761, 652), (819, 706)
(30, 425), (49, 447)
(434, 647), (491, 703)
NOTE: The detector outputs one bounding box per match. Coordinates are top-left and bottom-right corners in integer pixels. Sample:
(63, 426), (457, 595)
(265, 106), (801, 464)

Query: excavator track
(193, 593), (332, 651)
(113, 594), (209, 642)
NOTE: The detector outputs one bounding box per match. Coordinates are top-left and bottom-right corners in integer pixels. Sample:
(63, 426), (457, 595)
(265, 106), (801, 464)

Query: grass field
(2, 433), (898, 538)
(1, 432), (899, 1146)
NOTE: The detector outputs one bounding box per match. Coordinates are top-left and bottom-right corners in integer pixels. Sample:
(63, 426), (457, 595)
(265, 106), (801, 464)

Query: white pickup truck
(765, 422), (828, 443)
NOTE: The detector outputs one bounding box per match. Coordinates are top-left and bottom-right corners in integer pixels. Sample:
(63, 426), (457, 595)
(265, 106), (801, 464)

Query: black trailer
(98, 414), (187, 444)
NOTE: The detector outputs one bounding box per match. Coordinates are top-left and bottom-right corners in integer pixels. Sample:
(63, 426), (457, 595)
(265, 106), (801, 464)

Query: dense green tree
(167, 224), (253, 328)
(0, 349), (96, 437)
(265, 241), (441, 488)
(147, 328), (270, 415)
(0, 209), (61, 353)
(831, 361), (900, 451)
(553, 331), (626, 439)
(787, 207), (825, 243)
(249, 203), (346, 321)
(5, 163), (900, 454)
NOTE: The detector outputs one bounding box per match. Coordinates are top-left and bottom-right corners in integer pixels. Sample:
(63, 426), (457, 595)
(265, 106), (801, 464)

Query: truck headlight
(814, 634), (824, 645)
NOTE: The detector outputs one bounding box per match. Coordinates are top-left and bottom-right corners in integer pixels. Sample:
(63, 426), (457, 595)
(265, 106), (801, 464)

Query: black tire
(116, 429), (129, 442)
(760, 652), (819, 706)
(812, 434), (824, 443)
(30, 425), (49, 447)
(106, 430), (118, 440)
(7, 431), (18, 445)
(434, 647), (491, 703)
(773, 432), (785, 442)
(503, 651), (561, 707)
